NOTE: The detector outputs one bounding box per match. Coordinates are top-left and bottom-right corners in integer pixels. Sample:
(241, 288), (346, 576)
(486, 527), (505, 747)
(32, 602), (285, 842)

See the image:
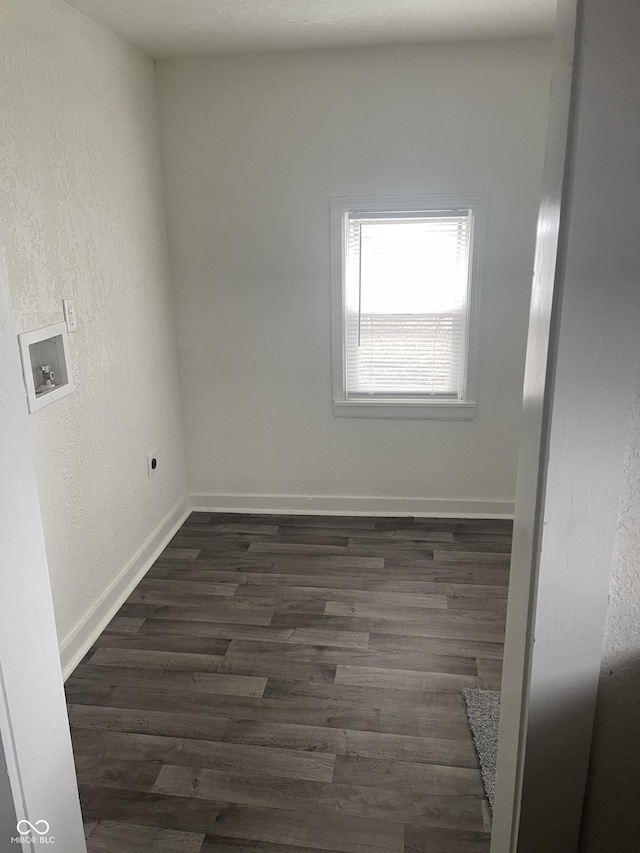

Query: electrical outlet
(147, 450), (159, 478)
(63, 299), (77, 332)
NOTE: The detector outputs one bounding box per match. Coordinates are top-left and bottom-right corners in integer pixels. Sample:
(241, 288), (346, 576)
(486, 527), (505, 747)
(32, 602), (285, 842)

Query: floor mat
(463, 688), (501, 809)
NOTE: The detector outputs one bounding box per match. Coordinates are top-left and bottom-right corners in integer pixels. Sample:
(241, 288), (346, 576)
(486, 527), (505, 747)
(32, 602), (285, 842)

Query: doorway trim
(0, 244), (86, 852)
(492, 0), (640, 849)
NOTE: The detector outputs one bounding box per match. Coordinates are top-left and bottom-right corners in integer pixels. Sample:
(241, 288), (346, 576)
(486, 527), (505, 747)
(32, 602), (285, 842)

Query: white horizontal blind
(344, 210), (473, 399)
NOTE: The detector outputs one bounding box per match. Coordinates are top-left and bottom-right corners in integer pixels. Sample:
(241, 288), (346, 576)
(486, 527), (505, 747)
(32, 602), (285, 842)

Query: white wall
(157, 40), (552, 515)
(0, 0), (188, 660)
(579, 343), (640, 851)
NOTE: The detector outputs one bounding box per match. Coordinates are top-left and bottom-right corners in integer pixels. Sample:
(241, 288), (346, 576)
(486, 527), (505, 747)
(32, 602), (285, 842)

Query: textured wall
(0, 0), (187, 646)
(580, 344), (640, 851)
(157, 41), (552, 509)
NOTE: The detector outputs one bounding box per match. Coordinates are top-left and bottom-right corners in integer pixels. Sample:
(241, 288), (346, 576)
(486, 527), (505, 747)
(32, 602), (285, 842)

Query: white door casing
(0, 243), (86, 852)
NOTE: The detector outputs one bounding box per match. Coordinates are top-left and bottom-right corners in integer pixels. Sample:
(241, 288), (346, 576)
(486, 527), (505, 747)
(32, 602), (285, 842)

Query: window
(331, 195), (484, 419)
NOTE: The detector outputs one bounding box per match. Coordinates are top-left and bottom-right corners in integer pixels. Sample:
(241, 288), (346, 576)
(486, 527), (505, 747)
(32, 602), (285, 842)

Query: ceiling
(63, 0), (557, 60)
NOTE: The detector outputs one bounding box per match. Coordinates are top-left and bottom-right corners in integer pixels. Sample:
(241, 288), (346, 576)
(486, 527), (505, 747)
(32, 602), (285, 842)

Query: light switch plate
(63, 299), (77, 332)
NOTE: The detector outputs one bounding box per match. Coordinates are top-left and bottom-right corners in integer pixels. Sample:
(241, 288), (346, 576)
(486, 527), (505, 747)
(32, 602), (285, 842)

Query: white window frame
(330, 194), (486, 420)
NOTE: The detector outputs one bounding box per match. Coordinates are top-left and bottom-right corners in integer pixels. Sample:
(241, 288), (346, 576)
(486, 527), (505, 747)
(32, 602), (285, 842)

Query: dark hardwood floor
(66, 512), (511, 853)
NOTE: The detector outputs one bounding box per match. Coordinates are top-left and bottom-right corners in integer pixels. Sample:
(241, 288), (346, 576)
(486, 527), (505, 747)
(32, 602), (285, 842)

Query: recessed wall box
(18, 322), (75, 413)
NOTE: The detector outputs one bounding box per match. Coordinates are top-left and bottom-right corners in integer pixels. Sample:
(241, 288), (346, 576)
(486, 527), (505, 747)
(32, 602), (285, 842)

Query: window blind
(344, 210), (473, 399)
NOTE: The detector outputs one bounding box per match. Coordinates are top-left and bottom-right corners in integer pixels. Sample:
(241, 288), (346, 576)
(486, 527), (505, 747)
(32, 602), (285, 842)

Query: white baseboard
(60, 495), (191, 680)
(189, 493), (514, 519)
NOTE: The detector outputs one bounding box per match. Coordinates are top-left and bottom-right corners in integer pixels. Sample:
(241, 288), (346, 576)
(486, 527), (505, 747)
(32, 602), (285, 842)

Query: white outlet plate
(147, 450), (159, 478)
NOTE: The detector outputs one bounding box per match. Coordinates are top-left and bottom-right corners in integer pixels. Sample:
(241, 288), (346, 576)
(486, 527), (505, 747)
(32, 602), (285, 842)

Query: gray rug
(463, 688), (501, 809)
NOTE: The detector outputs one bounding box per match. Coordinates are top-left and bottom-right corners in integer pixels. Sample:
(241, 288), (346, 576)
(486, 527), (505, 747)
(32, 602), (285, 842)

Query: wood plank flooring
(66, 513), (511, 853)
